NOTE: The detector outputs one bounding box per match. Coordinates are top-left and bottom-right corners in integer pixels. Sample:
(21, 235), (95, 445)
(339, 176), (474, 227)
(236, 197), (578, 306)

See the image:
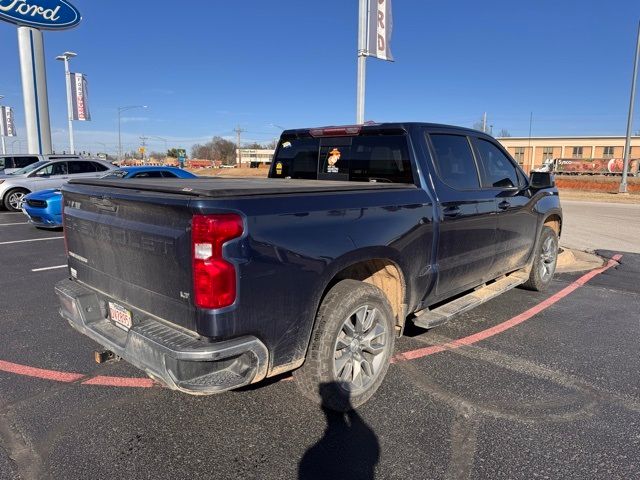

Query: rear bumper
(55, 279), (268, 394)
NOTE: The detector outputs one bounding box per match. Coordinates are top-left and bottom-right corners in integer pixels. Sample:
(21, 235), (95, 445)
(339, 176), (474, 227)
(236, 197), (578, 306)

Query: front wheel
(522, 226), (559, 292)
(294, 279), (396, 411)
(3, 188), (30, 212)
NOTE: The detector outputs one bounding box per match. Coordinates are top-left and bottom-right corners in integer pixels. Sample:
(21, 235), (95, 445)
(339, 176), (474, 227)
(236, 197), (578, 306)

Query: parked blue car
(22, 166), (197, 229)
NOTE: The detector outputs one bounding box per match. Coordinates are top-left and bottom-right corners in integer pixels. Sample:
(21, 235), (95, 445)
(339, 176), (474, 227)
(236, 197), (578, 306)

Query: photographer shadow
(298, 382), (380, 480)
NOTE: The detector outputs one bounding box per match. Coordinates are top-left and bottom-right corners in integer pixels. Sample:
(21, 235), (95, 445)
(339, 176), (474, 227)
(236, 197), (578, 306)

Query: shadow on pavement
(298, 382), (379, 480)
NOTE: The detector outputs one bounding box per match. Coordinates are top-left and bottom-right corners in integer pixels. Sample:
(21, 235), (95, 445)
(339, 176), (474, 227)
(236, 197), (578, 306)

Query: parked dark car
(55, 123), (562, 410)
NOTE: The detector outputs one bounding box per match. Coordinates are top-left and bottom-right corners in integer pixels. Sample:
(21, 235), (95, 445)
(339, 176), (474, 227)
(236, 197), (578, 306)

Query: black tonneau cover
(67, 177), (417, 198)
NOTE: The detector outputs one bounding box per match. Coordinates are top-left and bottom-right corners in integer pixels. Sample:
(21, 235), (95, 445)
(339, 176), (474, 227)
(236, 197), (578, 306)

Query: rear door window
(473, 138), (519, 188)
(0, 157), (10, 169)
(68, 161), (98, 174)
(160, 171), (178, 178)
(271, 137), (319, 179)
(92, 162), (110, 172)
(429, 134), (481, 190)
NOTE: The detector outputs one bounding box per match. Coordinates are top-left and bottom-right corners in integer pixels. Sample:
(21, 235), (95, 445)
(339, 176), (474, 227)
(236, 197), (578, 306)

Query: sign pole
(620, 20), (640, 194)
(356, 0), (369, 124)
(63, 56), (75, 153)
(17, 26), (52, 155)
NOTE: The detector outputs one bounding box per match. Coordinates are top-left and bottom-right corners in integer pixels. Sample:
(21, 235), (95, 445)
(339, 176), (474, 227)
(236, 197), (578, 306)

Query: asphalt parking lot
(1, 209), (639, 480)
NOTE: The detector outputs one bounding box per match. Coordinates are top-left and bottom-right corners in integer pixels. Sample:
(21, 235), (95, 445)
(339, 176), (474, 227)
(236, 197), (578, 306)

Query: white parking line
(31, 265), (67, 272)
(0, 222), (29, 226)
(0, 236), (64, 245)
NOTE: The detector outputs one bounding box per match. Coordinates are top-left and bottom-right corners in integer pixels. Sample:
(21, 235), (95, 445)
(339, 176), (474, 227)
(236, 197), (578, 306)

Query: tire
(522, 226), (559, 292)
(294, 279), (396, 411)
(3, 188), (30, 212)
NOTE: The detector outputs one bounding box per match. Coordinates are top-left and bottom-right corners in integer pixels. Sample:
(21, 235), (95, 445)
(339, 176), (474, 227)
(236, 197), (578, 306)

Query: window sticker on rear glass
(282, 141), (292, 149)
(326, 148), (341, 173)
(275, 161), (283, 175)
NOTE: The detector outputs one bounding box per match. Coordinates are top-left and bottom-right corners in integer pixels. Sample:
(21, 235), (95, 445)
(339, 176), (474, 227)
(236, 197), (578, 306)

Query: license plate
(108, 302), (132, 331)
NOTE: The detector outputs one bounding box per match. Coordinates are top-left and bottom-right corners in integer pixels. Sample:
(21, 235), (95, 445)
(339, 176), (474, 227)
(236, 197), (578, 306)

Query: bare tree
(191, 137), (237, 164)
(497, 129), (512, 137)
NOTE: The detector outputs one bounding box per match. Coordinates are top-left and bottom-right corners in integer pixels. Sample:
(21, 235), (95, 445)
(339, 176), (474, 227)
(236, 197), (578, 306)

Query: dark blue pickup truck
(56, 123), (562, 410)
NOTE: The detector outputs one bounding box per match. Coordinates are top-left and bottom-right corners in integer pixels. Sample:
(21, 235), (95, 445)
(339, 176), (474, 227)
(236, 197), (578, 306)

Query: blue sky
(0, 0), (638, 155)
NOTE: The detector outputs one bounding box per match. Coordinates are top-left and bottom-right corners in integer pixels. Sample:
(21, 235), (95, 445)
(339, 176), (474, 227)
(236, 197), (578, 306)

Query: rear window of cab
(270, 134), (414, 184)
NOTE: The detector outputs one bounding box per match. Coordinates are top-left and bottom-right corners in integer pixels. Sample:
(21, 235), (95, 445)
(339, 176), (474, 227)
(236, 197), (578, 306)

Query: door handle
(443, 206), (461, 218)
(498, 201), (511, 210)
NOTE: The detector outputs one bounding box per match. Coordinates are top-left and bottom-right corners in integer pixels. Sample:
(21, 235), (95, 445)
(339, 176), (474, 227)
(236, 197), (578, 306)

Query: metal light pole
(117, 105), (147, 161)
(150, 135), (168, 152)
(96, 142), (109, 157)
(269, 123), (285, 147)
(620, 21), (640, 194)
(356, 0), (369, 124)
(55, 51), (77, 154)
(0, 95), (5, 154)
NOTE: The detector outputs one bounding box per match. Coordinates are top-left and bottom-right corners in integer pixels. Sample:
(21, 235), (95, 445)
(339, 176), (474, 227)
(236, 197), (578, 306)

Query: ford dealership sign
(0, 0), (80, 30)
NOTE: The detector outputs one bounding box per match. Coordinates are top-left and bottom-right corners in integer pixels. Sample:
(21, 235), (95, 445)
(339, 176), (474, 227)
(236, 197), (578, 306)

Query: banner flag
(70, 73), (91, 121)
(367, 0), (393, 61)
(0, 106), (16, 137)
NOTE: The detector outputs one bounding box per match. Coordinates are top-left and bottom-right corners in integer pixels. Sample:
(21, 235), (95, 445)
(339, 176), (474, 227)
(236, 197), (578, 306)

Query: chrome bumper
(55, 279), (268, 394)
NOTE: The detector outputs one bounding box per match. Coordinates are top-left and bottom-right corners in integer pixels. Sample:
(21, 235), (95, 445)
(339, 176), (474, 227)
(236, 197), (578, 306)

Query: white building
(236, 148), (274, 166)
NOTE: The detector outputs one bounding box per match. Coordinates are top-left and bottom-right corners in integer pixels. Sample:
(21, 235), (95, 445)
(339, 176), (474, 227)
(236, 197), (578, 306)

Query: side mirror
(529, 171), (555, 190)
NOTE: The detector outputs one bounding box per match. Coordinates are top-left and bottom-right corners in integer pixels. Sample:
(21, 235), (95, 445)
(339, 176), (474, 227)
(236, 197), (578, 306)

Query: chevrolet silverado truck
(55, 123), (562, 410)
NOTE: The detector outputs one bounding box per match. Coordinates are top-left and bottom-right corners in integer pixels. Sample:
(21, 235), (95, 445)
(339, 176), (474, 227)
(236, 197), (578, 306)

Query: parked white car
(0, 158), (115, 211)
(0, 154), (85, 177)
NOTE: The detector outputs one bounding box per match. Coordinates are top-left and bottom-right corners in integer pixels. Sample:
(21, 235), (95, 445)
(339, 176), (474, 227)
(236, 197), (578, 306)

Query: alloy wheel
(8, 191), (26, 210)
(333, 305), (388, 392)
(539, 236), (557, 281)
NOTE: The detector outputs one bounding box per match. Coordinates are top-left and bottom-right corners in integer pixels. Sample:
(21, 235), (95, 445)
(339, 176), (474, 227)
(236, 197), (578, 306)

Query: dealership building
(497, 136), (640, 172)
(236, 148), (275, 166)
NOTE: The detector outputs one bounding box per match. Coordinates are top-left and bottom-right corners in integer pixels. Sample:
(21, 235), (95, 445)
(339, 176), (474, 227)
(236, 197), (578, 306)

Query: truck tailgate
(62, 183), (197, 331)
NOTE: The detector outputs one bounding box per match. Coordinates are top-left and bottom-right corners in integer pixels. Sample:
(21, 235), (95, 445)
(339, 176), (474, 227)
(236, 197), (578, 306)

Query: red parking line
(0, 360), (85, 383)
(0, 254), (622, 388)
(393, 254), (622, 363)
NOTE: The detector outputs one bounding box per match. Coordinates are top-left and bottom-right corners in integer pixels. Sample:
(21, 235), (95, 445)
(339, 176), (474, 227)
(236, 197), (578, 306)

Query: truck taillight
(191, 214), (243, 309)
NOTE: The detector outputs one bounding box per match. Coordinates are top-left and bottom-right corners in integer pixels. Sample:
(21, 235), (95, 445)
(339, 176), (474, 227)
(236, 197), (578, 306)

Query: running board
(412, 271), (529, 330)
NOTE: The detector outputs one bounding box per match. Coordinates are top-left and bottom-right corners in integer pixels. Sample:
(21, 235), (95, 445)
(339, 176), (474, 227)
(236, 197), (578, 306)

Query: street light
(96, 142), (109, 157)
(620, 21), (640, 194)
(269, 123), (286, 149)
(55, 51), (77, 154)
(150, 135), (168, 152)
(0, 95), (5, 154)
(117, 105), (147, 161)
(9, 139), (21, 154)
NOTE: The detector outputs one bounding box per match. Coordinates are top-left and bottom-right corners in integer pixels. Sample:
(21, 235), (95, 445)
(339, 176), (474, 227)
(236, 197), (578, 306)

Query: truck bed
(68, 177), (417, 198)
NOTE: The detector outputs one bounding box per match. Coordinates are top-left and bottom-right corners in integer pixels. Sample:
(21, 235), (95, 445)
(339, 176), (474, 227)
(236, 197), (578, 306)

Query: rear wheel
(294, 279), (395, 411)
(522, 226), (558, 292)
(3, 188), (29, 212)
